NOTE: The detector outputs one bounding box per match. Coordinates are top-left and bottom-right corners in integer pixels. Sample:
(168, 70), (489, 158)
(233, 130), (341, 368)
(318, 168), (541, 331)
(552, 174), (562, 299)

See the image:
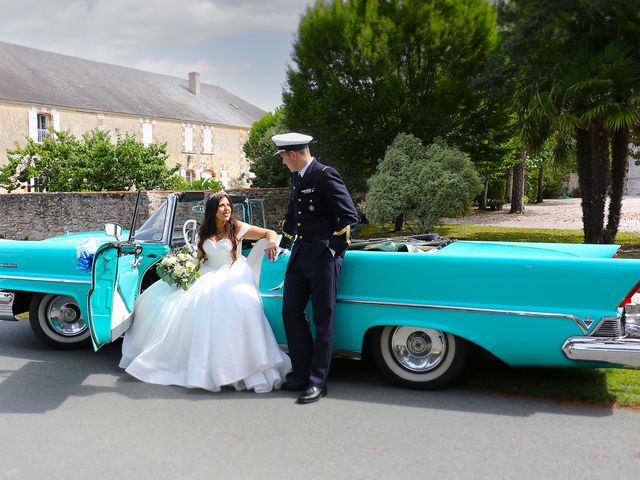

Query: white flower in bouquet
(156, 247), (202, 291)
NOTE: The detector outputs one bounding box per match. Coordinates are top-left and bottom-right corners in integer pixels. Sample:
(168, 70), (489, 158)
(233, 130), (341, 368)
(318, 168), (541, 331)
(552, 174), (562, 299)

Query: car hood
(438, 241), (620, 259)
(0, 231), (129, 281)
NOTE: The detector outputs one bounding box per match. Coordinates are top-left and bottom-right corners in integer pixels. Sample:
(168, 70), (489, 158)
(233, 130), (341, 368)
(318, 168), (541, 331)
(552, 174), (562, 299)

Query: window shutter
(28, 111), (38, 141)
(195, 169), (201, 181)
(184, 127), (193, 152)
(142, 123), (153, 146)
(202, 128), (212, 153)
(179, 168), (186, 178)
(52, 112), (61, 132)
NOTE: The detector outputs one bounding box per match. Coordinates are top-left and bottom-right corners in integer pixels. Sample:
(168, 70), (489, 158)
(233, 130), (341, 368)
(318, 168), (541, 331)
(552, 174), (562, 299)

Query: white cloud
(0, 0), (313, 110)
(0, 0), (309, 57)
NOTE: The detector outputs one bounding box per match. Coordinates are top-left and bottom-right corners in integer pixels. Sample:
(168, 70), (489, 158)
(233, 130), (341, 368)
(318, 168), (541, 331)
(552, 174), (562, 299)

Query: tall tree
(504, 0), (640, 243)
(284, 0), (514, 195)
(243, 109), (291, 188)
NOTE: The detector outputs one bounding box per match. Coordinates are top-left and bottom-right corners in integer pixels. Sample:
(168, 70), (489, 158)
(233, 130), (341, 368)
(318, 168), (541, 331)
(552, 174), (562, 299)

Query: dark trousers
(282, 243), (343, 387)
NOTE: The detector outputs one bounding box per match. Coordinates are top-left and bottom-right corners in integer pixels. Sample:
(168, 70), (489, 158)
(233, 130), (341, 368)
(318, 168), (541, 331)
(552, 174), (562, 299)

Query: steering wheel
(183, 219), (198, 254)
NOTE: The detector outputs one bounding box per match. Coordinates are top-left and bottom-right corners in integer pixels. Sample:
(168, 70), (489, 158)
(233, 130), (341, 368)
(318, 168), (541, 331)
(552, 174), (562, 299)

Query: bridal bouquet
(156, 247), (201, 291)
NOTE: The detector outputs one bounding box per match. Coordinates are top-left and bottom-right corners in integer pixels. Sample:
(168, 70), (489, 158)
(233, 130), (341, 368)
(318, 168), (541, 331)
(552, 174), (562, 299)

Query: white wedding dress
(119, 223), (291, 393)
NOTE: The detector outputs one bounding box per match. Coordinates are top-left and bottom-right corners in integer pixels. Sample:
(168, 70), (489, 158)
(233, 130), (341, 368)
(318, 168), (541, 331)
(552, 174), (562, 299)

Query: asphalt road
(1, 319), (639, 480)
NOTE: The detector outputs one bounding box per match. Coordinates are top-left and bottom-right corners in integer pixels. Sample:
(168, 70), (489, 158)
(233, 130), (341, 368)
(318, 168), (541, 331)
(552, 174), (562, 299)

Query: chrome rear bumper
(0, 291), (16, 321)
(562, 337), (640, 368)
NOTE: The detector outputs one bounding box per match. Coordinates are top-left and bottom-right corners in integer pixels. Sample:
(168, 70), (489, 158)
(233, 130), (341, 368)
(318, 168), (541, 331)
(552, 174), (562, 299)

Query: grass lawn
(355, 222), (640, 410)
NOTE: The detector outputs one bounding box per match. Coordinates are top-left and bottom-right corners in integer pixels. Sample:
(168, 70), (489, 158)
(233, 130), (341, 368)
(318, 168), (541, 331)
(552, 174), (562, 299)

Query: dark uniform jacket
(279, 159), (358, 262)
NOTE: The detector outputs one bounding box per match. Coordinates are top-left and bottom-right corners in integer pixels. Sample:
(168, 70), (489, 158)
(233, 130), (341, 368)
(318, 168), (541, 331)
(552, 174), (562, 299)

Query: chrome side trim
(0, 274), (91, 285)
(260, 294), (589, 333)
(562, 337), (640, 368)
(262, 293), (284, 299)
(0, 291), (16, 321)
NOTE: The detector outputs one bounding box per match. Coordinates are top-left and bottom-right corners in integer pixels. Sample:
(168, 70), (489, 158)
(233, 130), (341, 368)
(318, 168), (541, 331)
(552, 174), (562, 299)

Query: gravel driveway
(442, 196), (640, 232)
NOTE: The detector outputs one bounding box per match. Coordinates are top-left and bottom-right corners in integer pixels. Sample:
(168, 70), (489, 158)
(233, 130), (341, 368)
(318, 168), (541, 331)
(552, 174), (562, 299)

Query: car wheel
(372, 326), (468, 389)
(29, 293), (91, 349)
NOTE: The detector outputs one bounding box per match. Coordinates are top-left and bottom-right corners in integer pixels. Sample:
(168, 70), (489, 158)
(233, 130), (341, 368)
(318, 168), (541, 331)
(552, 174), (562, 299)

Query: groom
(273, 132), (358, 404)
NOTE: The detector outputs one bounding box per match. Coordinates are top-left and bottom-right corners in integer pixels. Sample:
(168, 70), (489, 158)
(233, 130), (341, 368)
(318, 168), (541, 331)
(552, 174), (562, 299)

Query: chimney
(188, 71), (200, 96)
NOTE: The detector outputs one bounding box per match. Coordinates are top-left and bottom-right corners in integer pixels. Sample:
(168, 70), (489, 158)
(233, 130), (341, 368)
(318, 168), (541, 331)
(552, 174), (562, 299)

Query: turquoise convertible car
(1, 191), (640, 389)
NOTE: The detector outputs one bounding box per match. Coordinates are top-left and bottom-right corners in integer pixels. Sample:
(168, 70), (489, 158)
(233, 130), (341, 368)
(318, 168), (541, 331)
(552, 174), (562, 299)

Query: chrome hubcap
(46, 296), (86, 336)
(389, 327), (447, 372)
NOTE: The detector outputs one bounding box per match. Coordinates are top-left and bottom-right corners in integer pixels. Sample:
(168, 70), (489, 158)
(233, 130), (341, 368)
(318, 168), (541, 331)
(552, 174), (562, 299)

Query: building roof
(0, 41), (266, 129)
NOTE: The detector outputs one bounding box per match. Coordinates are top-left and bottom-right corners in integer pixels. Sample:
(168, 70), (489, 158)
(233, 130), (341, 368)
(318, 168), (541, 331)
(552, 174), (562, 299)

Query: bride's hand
(265, 241), (278, 261)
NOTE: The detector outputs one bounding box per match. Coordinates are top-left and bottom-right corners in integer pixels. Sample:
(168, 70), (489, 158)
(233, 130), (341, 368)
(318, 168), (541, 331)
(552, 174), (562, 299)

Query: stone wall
(0, 189), (289, 240)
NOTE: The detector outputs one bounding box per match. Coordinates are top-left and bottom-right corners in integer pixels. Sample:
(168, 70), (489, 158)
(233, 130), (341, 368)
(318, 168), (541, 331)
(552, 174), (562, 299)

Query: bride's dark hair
(197, 192), (238, 262)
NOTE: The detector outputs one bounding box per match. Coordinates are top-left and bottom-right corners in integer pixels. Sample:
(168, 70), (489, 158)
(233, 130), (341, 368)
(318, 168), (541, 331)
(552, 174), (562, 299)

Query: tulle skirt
(119, 256), (291, 393)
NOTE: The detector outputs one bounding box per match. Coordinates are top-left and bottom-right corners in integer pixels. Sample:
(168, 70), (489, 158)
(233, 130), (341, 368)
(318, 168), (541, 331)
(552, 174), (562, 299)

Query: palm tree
(533, 44), (640, 242)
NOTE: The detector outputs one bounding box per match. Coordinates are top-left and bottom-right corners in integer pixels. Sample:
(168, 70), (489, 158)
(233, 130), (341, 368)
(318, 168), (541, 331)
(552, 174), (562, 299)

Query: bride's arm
(238, 222), (278, 260)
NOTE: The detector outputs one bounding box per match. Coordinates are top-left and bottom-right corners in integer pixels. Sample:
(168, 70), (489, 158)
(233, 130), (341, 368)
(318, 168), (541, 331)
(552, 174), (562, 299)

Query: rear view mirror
(105, 223), (123, 240)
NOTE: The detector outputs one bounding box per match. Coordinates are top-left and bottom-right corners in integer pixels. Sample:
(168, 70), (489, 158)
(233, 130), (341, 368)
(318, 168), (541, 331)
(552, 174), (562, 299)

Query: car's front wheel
(29, 293), (91, 349)
(372, 326), (468, 389)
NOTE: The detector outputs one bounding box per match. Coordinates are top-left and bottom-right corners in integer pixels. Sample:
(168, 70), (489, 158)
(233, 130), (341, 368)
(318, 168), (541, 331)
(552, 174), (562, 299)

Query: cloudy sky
(0, 0), (315, 112)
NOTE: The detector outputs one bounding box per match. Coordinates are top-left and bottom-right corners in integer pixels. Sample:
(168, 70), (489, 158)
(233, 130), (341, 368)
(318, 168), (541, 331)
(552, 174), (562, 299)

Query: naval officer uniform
(273, 133), (359, 403)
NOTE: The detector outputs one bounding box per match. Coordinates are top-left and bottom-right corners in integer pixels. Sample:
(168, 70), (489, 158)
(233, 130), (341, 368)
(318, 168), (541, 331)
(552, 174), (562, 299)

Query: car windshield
(133, 201), (168, 242)
(133, 192), (261, 246)
(171, 192), (249, 247)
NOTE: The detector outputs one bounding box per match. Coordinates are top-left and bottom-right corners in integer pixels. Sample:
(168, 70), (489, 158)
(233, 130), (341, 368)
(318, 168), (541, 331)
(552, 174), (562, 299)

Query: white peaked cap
(271, 132), (313, 154)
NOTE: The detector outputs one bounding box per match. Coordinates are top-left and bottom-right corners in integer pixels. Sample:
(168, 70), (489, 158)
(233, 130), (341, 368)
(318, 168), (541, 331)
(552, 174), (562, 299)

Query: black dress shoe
(296, 386), (327, 404)
(281, 379), (307, 391)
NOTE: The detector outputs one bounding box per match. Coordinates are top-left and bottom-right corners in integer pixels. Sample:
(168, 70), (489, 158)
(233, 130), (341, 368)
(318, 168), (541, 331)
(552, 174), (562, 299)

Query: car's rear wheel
(29, 293), (91, 349)
(372, 326), (468, 389)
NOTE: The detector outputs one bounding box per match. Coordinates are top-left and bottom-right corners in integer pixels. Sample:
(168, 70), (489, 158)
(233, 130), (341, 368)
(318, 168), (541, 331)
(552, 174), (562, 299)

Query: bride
(119, 192), (292, 393)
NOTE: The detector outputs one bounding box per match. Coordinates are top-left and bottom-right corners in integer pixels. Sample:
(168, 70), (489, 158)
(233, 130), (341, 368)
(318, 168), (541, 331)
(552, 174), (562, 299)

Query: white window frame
(202, 128), (213, 154)
(36, 113), (50, 143)
(220, 167), (229, 188)
(184, 126), (194, 152)
(142, 122), (153, 147)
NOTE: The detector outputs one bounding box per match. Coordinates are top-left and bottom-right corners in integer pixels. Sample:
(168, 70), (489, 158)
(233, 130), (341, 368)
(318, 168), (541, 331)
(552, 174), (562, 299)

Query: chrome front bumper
(562, 304), (640, 368)
(0, 291), (16, 321)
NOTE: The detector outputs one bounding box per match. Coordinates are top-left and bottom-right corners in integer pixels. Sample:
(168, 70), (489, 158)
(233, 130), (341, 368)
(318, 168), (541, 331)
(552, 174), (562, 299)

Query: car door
(87, 242), (142, 350)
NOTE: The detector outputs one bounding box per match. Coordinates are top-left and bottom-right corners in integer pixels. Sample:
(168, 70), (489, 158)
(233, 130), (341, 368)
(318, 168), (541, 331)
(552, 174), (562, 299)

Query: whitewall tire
(29, 293), (91, 349)
(372, 326), (468, 389)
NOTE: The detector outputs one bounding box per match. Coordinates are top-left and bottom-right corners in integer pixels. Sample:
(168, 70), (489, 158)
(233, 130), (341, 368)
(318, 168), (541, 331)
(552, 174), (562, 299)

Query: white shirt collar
(298, 158), (315, 178)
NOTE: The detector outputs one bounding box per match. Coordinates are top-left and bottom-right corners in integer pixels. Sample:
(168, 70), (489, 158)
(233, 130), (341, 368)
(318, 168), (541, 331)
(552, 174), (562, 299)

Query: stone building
(0, 41), (265, 193)
(625, 145), (640, 195)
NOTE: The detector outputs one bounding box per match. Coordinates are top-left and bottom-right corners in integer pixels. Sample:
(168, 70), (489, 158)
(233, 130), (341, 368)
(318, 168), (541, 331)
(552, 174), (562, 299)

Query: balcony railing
(37, 129), (49, 143)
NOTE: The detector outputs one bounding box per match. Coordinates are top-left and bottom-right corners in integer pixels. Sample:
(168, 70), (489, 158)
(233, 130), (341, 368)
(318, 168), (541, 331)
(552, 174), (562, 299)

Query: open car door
(87, 242), (142, 350)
